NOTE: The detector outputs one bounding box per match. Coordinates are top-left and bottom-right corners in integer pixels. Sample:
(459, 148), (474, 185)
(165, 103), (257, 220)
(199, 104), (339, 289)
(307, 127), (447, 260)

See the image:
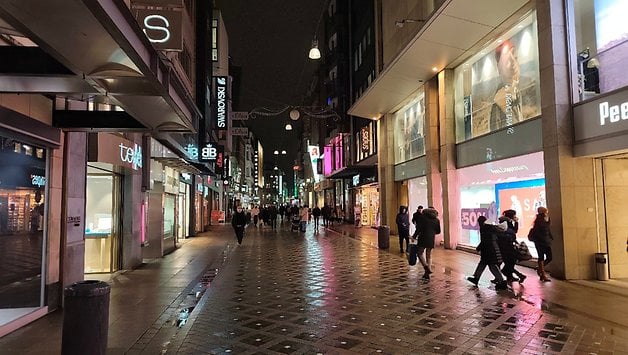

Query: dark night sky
(215, 0), (326, 178)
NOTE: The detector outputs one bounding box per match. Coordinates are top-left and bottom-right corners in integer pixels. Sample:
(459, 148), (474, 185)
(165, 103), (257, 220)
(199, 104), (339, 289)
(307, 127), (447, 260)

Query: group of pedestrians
(467, 206), (553, 290)
(249, 205), (280, 229)
(396, 203), (554, 290)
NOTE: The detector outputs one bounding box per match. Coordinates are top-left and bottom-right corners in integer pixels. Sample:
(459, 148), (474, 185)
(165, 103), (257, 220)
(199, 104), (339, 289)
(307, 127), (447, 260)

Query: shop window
(393, 88), (426, 164)
(454, 13), (541, 143)
(569, 0), (628, 102)
(456, 151), (545, 257)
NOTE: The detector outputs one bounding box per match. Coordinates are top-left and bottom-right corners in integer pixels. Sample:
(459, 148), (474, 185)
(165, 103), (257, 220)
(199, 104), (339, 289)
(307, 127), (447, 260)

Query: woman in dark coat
(414, 207), (441, 279)
(497, 210), (527, 283)
(467, 216), (507, 290)
(529, 206), (553, 282)
(395, 206), (410, 253)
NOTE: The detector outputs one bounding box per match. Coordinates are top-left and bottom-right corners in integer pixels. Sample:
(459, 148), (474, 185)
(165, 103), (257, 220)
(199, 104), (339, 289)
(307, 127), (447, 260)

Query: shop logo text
(120, 143), (142, 170)
(216, 77), (227, 129)
(599, 101), (628, 126)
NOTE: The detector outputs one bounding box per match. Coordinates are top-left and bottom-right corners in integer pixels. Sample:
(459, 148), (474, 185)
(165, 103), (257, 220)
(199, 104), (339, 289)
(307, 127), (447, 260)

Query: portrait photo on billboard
(456, 13), (541, 140)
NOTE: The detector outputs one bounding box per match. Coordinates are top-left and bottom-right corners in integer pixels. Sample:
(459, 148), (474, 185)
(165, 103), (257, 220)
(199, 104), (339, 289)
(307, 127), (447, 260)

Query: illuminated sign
(360, 126), (371, 155)
(119, 143), (143, 170)
(214, 76), (228, 131)
(134, 8), (183, 51)
(307, 145), (321, 182)
(599, 101), (628, 126)
(31, 174), (46, 187)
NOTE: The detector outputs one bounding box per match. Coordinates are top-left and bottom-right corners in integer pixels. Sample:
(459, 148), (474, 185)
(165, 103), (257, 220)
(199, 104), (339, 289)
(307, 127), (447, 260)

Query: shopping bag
(407, 242), (418, 266)
(515, 241), (532, 261)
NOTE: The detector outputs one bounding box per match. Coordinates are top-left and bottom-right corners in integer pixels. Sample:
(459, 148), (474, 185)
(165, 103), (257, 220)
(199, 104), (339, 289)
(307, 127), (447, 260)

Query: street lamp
(308, 39), (321, 59)
(249, 105), (342, 131)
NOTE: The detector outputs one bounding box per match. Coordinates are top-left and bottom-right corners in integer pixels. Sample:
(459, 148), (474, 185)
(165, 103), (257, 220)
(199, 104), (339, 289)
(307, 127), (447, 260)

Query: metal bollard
(62, 280), (111, 355)
(377, 225), (390, 249)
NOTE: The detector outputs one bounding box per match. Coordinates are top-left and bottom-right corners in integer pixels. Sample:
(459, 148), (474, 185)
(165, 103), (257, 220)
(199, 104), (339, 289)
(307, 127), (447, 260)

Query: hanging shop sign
(213, 76), (228, 131)
(215, 146), (225, 176)
(230, 111), (249, 121)
(360, 126), (371, 155)
(307, 145), (321, 183)
(88, 133), (143, 172)
(231, 127), (249, 136)
(133, 7), (183, 51)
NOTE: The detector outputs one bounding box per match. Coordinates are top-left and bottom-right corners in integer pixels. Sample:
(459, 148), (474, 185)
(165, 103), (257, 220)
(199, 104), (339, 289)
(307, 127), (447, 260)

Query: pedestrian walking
(322, 204), (331, 227)
(269, 205), (278, 229)
(395, 206), (410, 253)
(279, 204), (286, 222)
(413, 207), (441, 279)
(312, 205), (321, 231)
(528, 206), (553, 282)
(497, 209), (526, 283)
(411, 205), (423, 226)
(231, 205), (247, 245)
(467, 216), (508, 290)
(251, 205), (260, 227)
(299, 205), (309, 232)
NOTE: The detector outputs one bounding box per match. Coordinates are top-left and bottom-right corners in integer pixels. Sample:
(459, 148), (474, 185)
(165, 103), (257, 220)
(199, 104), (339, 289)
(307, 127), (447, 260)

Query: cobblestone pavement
(164, 223), (628, 354)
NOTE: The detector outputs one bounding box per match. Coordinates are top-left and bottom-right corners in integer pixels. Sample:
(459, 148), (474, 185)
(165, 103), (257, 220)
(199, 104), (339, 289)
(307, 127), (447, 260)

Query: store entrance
(597, 155), (628, 279)
(85, 166), (122, 273)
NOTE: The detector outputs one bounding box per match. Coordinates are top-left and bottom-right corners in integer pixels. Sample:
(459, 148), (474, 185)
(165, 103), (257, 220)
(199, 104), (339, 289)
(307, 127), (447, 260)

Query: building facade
(350, 0), (628, 280)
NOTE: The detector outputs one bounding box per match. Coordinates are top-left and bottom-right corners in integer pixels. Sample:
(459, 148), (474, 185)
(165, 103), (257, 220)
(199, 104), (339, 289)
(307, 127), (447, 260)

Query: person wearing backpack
(529, 206), (553, 282)
(497, 209), (526, 283)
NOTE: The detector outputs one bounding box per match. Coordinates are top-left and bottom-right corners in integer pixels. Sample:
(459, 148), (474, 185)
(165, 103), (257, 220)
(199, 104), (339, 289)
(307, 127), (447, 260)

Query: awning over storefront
(152, 157), (202, 175)
(348, 0), (529, 119)
(0, 0), (199, 132)
(326, 165), (377, 180)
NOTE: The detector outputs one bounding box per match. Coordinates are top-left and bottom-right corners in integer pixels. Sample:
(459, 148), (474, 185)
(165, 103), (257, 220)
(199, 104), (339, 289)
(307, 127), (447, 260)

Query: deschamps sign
(574, 89), (628, 156)
(214, 76), (228, 131)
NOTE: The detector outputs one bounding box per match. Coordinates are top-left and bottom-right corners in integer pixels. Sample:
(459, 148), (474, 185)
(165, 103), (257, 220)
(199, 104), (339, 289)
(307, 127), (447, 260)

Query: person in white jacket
(251, 206), (260, 227)
(299, 205), (309, 232)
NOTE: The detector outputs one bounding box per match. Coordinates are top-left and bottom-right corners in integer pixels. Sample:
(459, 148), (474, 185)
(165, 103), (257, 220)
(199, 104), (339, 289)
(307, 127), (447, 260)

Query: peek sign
(134, 7), (183, 51)
(574, 89), (628, 156)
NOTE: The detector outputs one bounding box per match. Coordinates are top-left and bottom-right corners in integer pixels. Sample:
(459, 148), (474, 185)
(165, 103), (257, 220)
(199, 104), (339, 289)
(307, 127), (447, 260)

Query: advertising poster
(468, 20), (541, 136)
(394, 91), (425, 163)
(595, 0), (628, 92)
(495, 179), (546, 237)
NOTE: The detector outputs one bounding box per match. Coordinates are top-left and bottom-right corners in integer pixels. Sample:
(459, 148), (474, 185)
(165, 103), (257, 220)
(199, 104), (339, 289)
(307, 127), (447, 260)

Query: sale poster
(497, 186), (545, 236)
(460, 208), (489, 231)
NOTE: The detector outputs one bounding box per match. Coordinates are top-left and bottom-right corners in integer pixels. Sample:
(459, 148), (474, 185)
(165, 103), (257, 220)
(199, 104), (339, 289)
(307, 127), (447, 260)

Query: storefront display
(85, 169), (122, 273)
(454, 12), (541, 142)
(570, 0), (628, 101)
(355, 184), (379, 227)
(393, 88), (425, 164)
(407, 177), (428, 235)
(0, 134), (47, 312)
(457, 151), (546, 256)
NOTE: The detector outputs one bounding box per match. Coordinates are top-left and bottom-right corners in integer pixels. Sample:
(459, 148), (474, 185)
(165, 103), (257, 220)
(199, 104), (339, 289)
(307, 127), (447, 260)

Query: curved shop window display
(0, 134), (48, 321)
(454, 12), (541, 142)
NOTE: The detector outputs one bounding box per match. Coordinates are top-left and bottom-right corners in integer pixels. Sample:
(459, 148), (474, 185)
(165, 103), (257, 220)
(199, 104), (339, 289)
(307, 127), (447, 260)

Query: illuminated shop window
(454, 12), (541, 143)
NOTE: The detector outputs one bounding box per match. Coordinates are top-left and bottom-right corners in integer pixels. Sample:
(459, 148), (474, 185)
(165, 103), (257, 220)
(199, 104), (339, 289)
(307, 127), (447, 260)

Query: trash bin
(62, 280), (111, 355)
(378, 225), (390, 249)
(595, 253), (609, 281)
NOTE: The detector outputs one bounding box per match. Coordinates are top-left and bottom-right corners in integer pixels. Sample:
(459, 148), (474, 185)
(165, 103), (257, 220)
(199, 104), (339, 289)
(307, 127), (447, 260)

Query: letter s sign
(143, 15), (171, 44)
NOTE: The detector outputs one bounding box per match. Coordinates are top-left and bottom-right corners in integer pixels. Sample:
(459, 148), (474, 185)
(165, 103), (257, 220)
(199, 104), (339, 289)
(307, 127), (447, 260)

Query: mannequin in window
(578, 47), (600, 94)
(490, 40), (523, 131)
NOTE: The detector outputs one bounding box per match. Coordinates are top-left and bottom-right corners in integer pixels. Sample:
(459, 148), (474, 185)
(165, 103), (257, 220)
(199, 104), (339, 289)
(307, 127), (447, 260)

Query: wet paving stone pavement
(163, 224), (628, 354)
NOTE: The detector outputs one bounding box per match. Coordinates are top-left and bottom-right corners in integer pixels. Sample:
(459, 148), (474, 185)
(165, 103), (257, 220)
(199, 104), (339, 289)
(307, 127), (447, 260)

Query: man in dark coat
(467, 216), (507, 290)
(413, 207), (441, 279)
(231, 206), (247, 245)
(395, 206), (410, 253)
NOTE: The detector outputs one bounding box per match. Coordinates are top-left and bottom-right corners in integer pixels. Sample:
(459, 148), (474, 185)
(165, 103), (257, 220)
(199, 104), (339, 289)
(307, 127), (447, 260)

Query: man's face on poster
(496, 43), (520, 84)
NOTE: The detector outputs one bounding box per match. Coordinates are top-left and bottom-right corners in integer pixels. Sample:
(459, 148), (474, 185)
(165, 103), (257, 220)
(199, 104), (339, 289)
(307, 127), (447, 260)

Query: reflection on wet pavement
(169, 223), (628, 354)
